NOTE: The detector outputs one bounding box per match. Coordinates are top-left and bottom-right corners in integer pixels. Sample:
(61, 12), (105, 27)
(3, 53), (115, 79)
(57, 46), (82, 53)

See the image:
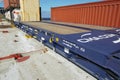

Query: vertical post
(8, 0), (12, 21)
(39, 7), (41, 21)
(10, 7), (13, 21)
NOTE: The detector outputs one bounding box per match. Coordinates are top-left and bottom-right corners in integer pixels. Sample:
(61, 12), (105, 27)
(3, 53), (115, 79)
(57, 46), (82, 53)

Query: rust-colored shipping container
(51, 1), (120, 28)
(4, 0), (20, 9)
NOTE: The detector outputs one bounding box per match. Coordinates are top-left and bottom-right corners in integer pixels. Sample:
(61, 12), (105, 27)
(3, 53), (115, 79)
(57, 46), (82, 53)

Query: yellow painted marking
(49, 38), (52, 43)
(25, 34), (33, 39)
(56, 38), (59, 42)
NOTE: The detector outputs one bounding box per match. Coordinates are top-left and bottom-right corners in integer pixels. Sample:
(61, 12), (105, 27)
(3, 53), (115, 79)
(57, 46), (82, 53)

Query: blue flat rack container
(14, 21), (120, 80)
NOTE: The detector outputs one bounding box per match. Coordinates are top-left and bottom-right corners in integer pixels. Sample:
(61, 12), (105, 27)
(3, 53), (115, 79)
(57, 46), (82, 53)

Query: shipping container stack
(51, 0), (120, 28)
(4, 0), (20, 9)
(4, 0), (41, 21)
(4, 0), (20, 21)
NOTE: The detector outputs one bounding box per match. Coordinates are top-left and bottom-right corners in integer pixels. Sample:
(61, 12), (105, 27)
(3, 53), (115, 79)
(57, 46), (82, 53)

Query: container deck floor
(22, 21), (114, 34)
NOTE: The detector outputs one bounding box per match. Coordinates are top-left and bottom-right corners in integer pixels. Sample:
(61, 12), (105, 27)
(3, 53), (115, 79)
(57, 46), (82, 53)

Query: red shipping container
(4, 0), (20, 9)
(51, 1), (120, 28)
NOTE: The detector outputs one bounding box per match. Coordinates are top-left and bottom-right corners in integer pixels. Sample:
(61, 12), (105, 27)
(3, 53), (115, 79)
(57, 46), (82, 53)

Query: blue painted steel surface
(59, 30), (120, 77)
(14, 21), (120, 80)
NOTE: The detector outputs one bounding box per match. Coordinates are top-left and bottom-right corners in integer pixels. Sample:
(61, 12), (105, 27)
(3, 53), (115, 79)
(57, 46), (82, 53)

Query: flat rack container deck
(21, 21), (114, 34)
(14, 21), (120, 79)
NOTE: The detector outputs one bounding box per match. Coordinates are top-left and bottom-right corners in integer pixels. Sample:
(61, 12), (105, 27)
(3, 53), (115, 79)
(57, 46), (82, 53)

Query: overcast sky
(0, 0), (101, 18)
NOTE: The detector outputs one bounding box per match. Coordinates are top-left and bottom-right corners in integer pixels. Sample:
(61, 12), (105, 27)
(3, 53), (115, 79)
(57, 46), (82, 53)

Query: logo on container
(77, 33), (116, 43)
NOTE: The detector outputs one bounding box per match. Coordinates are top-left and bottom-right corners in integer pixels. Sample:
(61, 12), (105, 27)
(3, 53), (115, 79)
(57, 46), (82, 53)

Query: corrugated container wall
(20, 0), (41, 21)
(4, 0), (20, 9)
(51, 1), (120, 28)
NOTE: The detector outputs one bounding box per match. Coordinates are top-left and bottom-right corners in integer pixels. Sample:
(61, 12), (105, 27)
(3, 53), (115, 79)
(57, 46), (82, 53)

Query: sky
(0, 0), (101, 18)
(0, 0), (3, 7)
